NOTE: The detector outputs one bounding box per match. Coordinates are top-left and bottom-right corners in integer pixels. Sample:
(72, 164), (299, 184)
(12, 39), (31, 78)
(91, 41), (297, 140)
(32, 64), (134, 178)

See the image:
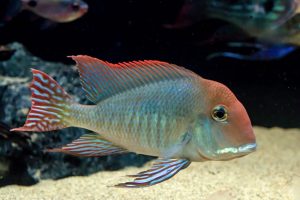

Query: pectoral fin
(115, 159), (191, 188)
(47, 133), (128, 157)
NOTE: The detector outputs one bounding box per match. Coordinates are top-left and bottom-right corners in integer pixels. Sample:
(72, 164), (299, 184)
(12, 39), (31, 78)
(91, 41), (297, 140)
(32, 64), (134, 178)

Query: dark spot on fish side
(72, 3), (80, 11)
(27, 0), (37, 8)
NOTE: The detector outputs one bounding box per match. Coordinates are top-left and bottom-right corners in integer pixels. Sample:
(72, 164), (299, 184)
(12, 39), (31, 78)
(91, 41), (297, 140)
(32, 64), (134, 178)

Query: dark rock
(0, 42), (153, 186)
(0, 45), (15, 61)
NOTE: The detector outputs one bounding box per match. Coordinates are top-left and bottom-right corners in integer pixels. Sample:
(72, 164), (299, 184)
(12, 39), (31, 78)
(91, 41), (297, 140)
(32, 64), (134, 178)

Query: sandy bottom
(0, 127), (299, 200)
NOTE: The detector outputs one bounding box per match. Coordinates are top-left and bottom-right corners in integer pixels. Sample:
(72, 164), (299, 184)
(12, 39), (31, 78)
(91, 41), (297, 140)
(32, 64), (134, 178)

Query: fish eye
(211, 105), (228, 122)
(28, 0), (37, 7)
(72, 2), (80, 11)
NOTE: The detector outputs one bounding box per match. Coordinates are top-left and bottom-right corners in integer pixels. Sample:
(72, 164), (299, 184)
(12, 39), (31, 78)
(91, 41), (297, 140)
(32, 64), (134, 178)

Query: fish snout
(239, 127), (256, 154)
(238, 142), (257, 154)
(245, 126), (256, 146)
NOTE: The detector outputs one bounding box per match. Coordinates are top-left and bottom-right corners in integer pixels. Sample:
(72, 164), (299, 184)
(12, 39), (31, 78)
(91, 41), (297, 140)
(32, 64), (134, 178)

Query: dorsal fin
(69, 55), (196, 103)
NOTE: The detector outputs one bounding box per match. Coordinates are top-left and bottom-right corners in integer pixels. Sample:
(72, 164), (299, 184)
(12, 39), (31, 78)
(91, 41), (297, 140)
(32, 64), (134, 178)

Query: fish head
(194, 79), (256, 161)
(22, 0), (88, 23)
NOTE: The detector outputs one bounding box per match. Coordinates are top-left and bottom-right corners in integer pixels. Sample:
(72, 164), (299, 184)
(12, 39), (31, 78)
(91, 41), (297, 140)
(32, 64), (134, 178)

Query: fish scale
(83, 80), (197, 155)
(71, 82), (192, 155)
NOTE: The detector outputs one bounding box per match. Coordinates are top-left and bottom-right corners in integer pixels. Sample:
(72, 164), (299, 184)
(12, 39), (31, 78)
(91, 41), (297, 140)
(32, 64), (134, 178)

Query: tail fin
(11, 69), (73, 132)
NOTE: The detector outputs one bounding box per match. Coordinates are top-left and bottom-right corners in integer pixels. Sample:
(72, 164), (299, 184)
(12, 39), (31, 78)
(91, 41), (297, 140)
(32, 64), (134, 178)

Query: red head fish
(12, 56), (256, 187)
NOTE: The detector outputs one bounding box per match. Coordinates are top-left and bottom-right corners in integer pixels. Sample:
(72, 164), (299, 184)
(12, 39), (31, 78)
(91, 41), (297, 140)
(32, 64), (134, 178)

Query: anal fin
(115, 159), (191, 188)
(47, 133), (128, 157)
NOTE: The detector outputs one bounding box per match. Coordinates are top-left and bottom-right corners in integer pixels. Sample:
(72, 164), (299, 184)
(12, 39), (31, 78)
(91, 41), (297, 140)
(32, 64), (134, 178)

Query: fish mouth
(197, 142), (256, 161)
(237, 143), (257, 153)
(215, 142), (257, 155)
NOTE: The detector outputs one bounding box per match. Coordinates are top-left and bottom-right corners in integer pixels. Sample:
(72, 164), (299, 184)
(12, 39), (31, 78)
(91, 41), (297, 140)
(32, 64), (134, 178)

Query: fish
(172, 0), (299, 38)
(0, 0), (88, 25)
(268, 12), (300, 45)
(12, 55), (256, 187)
(170, 0), (300, 60)
(21, 0), (88, 23)
(207, 14), (300, 61)
(207, 42), (297, 61)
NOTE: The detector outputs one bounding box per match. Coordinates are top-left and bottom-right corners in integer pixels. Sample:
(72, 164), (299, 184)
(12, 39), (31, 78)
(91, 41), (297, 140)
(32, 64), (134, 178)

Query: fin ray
(11, 69), (72, 132)
(115, 159), (191, 188)
(69, 55), (196, 103)
(47, 133), (128, 157)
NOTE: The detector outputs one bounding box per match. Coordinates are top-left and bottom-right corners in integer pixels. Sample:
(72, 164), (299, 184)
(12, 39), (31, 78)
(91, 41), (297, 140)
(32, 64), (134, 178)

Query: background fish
(170, 0), (300, 60)
(12, 55), (256, 188)
(21, 0), (88, 23)
(0, 0), (88, 25)
(269, 13), (300, 45)
(207, 14), (300, 61)
(172, 0), (298, 37)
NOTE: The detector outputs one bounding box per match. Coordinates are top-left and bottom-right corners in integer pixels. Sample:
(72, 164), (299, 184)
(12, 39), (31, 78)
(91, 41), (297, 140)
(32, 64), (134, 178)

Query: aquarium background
(0, 0), (299, 187)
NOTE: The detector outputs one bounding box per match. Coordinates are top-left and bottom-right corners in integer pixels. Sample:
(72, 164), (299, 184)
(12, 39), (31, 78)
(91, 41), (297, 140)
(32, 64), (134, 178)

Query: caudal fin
(11, 69), (73, 132)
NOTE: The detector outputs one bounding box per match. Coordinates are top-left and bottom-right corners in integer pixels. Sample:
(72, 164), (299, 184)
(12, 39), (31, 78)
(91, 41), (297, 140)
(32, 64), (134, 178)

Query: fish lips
(210, 142), (257, 160)
(238, 142), (257, 154)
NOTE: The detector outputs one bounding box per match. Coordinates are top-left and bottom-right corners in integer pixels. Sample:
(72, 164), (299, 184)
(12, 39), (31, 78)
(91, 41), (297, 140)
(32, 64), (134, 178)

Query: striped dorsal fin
(69, 55), (196, 103)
